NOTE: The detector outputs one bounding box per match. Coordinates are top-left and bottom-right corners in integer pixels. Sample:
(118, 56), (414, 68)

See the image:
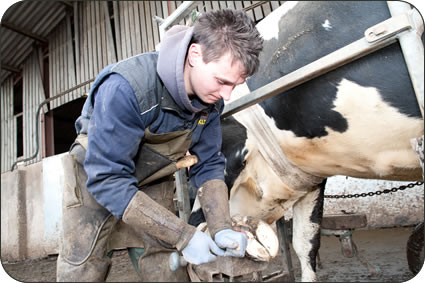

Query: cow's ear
(187, 43), (203, 67)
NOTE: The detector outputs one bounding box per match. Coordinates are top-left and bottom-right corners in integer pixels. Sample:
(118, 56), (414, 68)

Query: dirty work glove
(214, 228), (247, 257)
(182, 230), (225, 265)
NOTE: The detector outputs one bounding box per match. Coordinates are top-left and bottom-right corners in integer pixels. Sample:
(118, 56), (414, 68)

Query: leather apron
(59, 103), (205, 269)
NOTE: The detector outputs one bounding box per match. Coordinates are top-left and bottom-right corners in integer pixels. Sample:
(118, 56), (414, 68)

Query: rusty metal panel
(1, 77), (16, 173)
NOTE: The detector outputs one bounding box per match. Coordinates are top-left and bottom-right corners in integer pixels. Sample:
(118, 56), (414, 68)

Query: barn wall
(48, 2), (117, 109)
(22, 48), (46, 165)
(48, 14), (77, 109)
(0, 77), (16, 172)
(114, 1), (162, 59)
(1, 1), (284, 173)
(46, 1), (285, 109)
(1, 47), (46, 173)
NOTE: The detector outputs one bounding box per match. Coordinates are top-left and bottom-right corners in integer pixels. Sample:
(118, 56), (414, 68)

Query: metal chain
(324, 181), (424, 199)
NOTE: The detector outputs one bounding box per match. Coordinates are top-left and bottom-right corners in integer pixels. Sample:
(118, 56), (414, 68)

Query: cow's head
(221, 116), (307, 224)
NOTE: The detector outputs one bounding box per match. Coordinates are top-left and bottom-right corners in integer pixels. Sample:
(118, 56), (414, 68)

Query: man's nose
(219, 85), (233, 101)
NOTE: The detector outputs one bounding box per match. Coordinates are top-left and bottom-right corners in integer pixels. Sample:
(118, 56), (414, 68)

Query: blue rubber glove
(214, 229), (247, 257)
(182, 230), (225, 265)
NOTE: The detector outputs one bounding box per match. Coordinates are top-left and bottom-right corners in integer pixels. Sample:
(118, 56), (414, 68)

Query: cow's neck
(235, 104), (324, 191)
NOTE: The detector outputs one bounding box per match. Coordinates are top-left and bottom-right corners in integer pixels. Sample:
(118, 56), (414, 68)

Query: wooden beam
(1, 64), (20, 73)
(1, 22), (48, 44)
(59, 1), (74, 8)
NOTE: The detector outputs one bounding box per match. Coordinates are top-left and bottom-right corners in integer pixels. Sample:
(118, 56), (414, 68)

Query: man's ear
(187, 43), (203, 67)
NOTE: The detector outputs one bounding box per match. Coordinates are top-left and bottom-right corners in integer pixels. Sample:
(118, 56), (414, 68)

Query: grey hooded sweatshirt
(76, 25), (225, 218)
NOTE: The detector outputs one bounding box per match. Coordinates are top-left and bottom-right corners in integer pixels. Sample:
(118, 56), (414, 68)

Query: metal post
(175, 168), (192, 222)
(387, 1), (424, 117)
(276, 218), (295, 281)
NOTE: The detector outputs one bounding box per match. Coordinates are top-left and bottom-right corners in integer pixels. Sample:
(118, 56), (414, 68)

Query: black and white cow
(190, 1), (424, 282)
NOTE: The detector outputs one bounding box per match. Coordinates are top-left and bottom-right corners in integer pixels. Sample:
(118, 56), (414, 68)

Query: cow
(189, 1), (424, 281)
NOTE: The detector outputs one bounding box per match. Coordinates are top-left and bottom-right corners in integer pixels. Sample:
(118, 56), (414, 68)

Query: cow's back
(242, 1), (423, 181)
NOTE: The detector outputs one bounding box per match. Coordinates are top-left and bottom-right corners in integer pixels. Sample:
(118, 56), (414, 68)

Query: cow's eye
(242, 159), (246, 167)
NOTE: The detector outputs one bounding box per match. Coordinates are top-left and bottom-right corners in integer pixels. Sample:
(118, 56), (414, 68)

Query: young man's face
(185, 44), (246, 104)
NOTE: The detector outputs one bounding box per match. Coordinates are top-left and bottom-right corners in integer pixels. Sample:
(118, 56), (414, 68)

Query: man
(57, 8), (263, 282)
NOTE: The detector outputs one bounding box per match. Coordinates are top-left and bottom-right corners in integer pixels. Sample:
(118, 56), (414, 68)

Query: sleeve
(188, 103), (226, 189)
(84, 74), (146, 219)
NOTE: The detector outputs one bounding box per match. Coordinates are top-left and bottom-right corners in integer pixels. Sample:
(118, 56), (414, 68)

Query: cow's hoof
(232, 215), (279, 261)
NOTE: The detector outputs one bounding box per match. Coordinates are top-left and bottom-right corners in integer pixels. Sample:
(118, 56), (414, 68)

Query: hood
(157, 25), (208, 114)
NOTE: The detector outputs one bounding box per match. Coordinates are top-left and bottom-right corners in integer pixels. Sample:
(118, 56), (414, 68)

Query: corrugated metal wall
(0, 1), (67, 83)
(22, 48), (46, 165)
(49, 13), (76, 109)
(48, 2), (117, 109)
(1, 78), (16, 172)
(115, 1), (163, 59)
(47, 1), (285, 108)
(1, 1), (284, 172)
(71, 1), (118, 104)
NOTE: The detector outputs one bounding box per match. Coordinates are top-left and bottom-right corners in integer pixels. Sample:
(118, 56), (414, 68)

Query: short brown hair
(192, 9), (263, 77)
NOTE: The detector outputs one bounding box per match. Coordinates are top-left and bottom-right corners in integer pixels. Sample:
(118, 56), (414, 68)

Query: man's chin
(208, 96), (222, 104)
(200, 97), (218, 104)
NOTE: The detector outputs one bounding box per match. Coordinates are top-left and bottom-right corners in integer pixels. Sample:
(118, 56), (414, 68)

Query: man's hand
(214, 229), (247, 257)
(182, 230), (225, 265)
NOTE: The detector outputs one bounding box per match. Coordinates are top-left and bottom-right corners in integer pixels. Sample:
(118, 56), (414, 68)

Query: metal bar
(242, 1), (268, 12)
(387, 1), (424, 117)
(1, 22), (48, 44)
(158, 1), (199, 40)
(10, 77), (94, 171)
(222, 16), (413, 118)
(153, 15), (164, 25)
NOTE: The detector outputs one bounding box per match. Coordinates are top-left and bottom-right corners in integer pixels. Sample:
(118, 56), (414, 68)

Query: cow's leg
(292, 179), (326, 282)
(188, 194), (205, 226)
